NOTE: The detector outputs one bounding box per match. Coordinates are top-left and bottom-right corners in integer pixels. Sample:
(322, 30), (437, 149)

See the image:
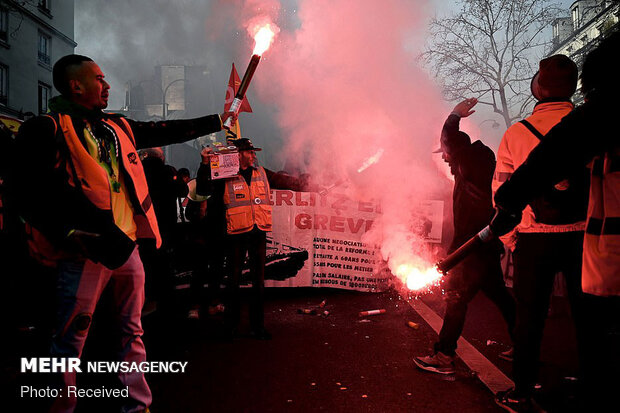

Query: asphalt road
(7, 286), (582, 412)
(142, 288), (501, 413)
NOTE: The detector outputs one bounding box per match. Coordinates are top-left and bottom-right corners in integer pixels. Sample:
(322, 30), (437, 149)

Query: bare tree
(423, 0), (563, 127)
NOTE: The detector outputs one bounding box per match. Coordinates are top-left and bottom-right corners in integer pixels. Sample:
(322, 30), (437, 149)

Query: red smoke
(222, 0), (452, 289)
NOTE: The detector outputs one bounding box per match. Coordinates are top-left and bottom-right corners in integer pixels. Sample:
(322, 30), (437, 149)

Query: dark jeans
(226, 227), (267, 331)
(512, 231), (586, 397)
(435, 243), (516, 356)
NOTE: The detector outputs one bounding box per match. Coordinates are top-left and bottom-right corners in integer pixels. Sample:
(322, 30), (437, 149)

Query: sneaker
(413, 352), (455, 375)
(499, 347), (514, 362)
(187, 309), (200, 320)
(495, 388), (546, 413)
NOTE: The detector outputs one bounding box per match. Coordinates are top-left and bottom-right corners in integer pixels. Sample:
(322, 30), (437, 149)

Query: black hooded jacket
(442, 114), (497, 252)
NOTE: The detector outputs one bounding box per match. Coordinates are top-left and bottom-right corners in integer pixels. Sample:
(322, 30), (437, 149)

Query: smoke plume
(216, 0), (452, 287)
(76, 0), (456, 288)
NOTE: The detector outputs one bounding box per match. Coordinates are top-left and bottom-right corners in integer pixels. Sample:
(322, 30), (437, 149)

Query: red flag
(224, 63), (252, 113)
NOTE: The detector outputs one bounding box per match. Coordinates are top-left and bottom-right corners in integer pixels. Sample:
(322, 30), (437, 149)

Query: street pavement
(7, 286), (582, 412)
(144, 288), (500, 413)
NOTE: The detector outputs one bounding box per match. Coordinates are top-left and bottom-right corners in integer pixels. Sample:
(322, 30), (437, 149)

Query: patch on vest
(236, 193), (245, 199)
(127, 152), (138, 164)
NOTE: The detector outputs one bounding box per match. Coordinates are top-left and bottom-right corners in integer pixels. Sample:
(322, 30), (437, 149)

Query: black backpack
(520, 119), (590, 225)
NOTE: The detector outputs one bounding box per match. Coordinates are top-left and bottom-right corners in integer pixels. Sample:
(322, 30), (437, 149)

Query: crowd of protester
(0, 29), (617, 413)
(412, 31), (619, 413)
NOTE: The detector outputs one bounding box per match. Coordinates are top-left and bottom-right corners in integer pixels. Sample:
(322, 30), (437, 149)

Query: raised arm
(265, 168), (311, 192)
(441, 98), (477, 153)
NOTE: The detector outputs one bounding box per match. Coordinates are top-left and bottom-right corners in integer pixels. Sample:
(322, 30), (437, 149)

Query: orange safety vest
(583, 149), (620, 296)
(223, 167), (272, 235)
(493, 102), (584, 247)
(28, 114), (161, 265)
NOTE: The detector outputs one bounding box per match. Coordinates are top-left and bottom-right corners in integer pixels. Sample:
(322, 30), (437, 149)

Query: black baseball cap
(233, 137), (262, 151)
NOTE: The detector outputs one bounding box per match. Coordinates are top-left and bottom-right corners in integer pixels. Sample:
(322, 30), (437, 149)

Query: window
(572, 6), (580, 31)
(0, 64), (7, 105)
(38, 82), (51, 114)
(38, 0), (50, 13)
(0, 6), (8, 43)
(38, 32), (51, 65)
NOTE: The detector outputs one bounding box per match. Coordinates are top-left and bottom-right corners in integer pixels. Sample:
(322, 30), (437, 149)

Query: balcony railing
(38, 51), (50, 65)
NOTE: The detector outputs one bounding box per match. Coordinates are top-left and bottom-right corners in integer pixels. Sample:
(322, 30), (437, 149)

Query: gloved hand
(489, 207), (522, 237)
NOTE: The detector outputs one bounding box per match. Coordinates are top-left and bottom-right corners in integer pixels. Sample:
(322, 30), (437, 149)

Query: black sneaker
(495, 388), (546, 413)
(413, 352), (455, 375)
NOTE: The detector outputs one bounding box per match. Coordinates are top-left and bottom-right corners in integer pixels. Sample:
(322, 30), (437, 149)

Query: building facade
(120, 64), (219, 174)
(550, 0), (619, 84)
(0, 0), (75, 118)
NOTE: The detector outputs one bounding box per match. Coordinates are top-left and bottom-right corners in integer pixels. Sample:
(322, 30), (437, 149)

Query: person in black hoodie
(414, 98), (515, 375)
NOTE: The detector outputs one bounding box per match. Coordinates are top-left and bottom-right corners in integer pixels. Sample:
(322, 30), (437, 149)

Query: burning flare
(374, 223), (443, 292)
(252, 24), (277, 56)
(223, 21), (279, 128)
(396, 263), (443, 291)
